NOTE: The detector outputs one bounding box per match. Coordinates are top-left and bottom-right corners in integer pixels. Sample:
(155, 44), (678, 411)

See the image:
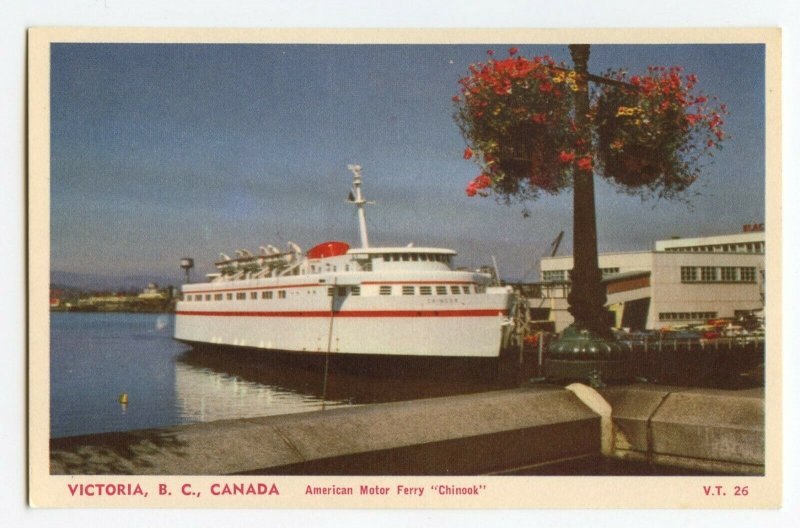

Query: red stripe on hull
(175, 309), (507, 318)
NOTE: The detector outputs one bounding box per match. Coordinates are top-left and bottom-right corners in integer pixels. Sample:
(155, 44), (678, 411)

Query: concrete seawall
(50, 384), (764, 475)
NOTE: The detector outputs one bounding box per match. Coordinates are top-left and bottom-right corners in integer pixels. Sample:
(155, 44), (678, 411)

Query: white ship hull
(175, 276), (512, 358)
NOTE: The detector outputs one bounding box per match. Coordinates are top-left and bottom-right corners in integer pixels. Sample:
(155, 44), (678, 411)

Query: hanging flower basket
(453, 50), (579, 201)
(594, 66), (728, 199)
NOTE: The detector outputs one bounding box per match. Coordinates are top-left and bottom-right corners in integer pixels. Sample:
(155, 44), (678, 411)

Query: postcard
(28, 27), (781, 508)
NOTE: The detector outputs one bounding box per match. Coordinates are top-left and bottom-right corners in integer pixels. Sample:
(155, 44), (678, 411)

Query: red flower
(508, 47), (519, 56)
(486, 49), (495, 56)
(531, 113), (547, 124)
(474, 174), (492, 188)
(559, 151), (575, 163)
(452, 95), (461, 103)
(463, 147), (473, 160)
(576, 156), (593, 171)
(539, 81), (553, 93)
(465, 174), (492, 197)
(694, 96), (708, 104)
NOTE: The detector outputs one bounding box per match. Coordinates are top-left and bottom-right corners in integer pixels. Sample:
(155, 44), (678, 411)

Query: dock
(50, 383), (764, 475)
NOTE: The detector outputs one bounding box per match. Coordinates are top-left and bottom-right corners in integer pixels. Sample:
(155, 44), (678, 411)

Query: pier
(50, 383), (763, 476)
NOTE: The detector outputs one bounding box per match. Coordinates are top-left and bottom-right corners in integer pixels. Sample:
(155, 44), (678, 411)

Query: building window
(436, 286), (447, 295)
(659, 311), (717, 321)
(379, 285), (392, 295)
(721, 267), (738, 281)
(420, 286), (432, 295)
(542, 270), (566, 282)
(740, 267), (756, 282)
(680, 266), (698, 282)
(402, 285), (415, 295)
(700, 266), (717, 282)
(600, 267), (620, 278)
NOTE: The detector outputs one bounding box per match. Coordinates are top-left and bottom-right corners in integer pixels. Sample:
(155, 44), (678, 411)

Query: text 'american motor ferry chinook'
(174, 165), (515, 372)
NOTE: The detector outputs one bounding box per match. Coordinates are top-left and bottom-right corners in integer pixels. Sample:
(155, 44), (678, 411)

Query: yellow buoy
(118, 392), (128, 404)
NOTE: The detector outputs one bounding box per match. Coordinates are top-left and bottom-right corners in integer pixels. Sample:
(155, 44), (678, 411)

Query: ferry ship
(174, 166), (515, 368)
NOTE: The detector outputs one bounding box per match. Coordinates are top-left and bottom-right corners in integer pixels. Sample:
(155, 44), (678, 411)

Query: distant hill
(50, 270), (181, 292)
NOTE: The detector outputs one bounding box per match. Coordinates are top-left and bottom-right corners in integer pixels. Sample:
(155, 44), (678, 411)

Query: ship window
(250, 292), (258, 300)
(402, 254), (410, 261)
(351, 286), (360, 296)
(402, 285), (415, 295)
(278, 290), (286, 299)
(420, 286), (432, 295)
(379, 285), (392, 295)
(436, 286), (447, 295)
(392, 254), (400, 261)
(262, 291), (273, 299)
(205, 294), (211, 301)
(411, 254), (418, 261)
(345, 265), (350, 271)
(450, 285), (460, 294)
(420, 254), (428, 261)
(226, 293), (233, 300)
(383, 255), (390, 261)
(236, 292), (246, 300)
(337, 287), (346, 296)
(214, 293), (223, 301)
(475, 285), (486, 293)
(327, 287), (334, 296)
(462, 286), (471, 294)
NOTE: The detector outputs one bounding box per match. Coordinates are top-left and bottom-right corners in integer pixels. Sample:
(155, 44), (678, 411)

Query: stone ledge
(51, 387), (599, 475)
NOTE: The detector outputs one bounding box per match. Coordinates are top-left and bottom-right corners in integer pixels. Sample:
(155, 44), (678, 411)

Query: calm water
(50, 312), (500, 439)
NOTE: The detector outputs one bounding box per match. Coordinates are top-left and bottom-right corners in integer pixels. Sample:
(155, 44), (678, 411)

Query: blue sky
(50, 43), (765, 283)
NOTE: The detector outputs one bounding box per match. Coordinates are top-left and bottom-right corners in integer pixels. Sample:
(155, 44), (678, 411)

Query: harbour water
(50, 312), (502, 439)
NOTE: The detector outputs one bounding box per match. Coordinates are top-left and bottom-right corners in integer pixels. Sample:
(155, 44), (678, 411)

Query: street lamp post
(544, 45), (630, 385)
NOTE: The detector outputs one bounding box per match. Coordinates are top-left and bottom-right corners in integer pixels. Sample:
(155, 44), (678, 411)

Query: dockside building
(523, 230), (765, 332)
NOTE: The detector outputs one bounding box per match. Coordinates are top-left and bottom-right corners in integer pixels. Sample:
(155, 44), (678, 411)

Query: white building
(529, 230), (765, 331)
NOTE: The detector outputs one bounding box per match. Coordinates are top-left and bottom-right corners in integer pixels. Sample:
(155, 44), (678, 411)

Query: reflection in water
(175, 347), (506, 422)
(174, 361), (349, 423)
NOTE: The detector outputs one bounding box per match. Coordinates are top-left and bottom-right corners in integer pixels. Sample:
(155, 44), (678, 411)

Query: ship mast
(347, 164), (370, 248)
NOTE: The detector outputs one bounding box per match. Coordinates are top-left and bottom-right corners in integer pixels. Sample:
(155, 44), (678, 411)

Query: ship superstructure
(174, 166), (514, 359)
